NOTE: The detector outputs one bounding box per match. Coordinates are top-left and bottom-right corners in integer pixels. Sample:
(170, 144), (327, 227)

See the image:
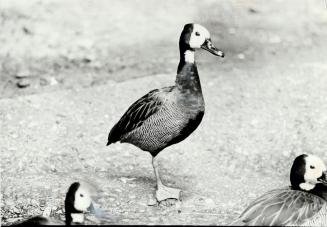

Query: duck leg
(152, 156), (181, 202)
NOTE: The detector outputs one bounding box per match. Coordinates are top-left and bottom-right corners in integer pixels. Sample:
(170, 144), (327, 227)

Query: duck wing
(107, 88), (169, 145)
(237, 188), (326, 226)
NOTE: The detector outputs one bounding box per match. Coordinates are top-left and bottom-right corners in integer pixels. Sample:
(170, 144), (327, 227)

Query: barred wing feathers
(238, 188), (325, 226)
(107, 88), (166, 145)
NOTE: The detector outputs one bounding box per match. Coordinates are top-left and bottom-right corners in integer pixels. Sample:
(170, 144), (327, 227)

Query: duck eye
(310, 165), (315, 169)
(80, 194), (84, 197)
(195, 32), (200, 36)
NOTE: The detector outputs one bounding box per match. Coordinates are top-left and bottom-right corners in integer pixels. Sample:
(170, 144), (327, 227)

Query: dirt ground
(1, 0), (327, 225)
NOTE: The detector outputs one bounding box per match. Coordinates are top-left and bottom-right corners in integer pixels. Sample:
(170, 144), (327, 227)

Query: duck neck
(65, 204), (83, 225)
(65, 211), (84, 225)
(71, 213), (85, 224)
(309, 184), (327, 201)
(176, 49), (202, 93)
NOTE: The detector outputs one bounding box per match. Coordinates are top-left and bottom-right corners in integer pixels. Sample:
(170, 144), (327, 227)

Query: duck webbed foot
(156, 184), (181, 203)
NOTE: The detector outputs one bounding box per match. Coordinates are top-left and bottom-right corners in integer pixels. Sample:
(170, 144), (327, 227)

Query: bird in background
(107, 23), (224, 203)
(11, 181), (100, 226)
(232, 154), (327, 226)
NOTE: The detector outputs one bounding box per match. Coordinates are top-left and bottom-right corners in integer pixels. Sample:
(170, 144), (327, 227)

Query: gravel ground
(1, 0), (327, 225)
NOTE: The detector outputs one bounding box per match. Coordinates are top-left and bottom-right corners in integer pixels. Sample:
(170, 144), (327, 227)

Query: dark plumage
(108, 85), (204, 156)
(107, 23), (224, 202)
(233, 154), (327, 226)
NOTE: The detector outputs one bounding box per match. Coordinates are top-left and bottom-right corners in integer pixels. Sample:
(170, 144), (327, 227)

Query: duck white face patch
(74, 186), (92, 212)
(189, 24), (211, 49)
(302, 155), (327, 189)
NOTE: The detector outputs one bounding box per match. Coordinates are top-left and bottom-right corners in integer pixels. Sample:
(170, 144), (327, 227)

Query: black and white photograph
(1, 0), (327, 226)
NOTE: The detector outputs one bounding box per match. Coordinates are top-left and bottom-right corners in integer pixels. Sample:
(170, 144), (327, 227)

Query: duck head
(179, 23), (224, 59)
(64, 182), (94, 225)
(290, 154), (327, 191)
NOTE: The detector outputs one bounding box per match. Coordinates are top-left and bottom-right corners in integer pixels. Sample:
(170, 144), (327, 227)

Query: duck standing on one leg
(107, 23), (224, 203)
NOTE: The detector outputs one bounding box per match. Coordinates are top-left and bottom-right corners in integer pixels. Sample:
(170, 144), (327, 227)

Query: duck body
(107, 23), (224, 202)
(233, 154), (327, 226)
(108, 63), (204, 156)
(236, 187), (326, 226)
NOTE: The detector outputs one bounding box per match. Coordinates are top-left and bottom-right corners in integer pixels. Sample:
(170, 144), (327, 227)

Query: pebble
(128, 194), (136, 199)
(42, 207), (52, 217)
(49, 77), (58, 85)
(120, 177), (128, 184)
(237, 53), (245, 60)
(16, 79), (31, 88)
(39, 199), (46, 207)
(175, 200), (182, 213)
(205, 198), (215, 208)
(147, 197), (157, 206)
(12, 207), (20, 214)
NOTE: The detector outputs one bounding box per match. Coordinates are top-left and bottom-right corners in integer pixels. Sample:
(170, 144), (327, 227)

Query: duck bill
(201, 39), (224, 58)
(318, 171), (327, 185)
(87, 202), (95, 213)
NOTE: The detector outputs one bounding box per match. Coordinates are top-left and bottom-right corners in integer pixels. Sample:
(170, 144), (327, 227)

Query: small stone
(147, 196), (157, 206)
(175, 200), (182, 213)
(39, 199), (46, 207)
(16, 79), (31, 88)
(42, 207), (52, 217)
(49, 77), (58, 85)
(50, 165), (57, 172)
(237, 53), (245, 60)
(12, 207), (20, 214)
(128, 194), (136, 199)
(248, 8), (258, 14)
(120, 177), (128, 184)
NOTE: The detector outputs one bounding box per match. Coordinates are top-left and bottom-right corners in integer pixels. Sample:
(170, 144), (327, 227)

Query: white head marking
(189, 24), (211, 49)
(300, 154), (326, 190)
(74, 186), (92, 212)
